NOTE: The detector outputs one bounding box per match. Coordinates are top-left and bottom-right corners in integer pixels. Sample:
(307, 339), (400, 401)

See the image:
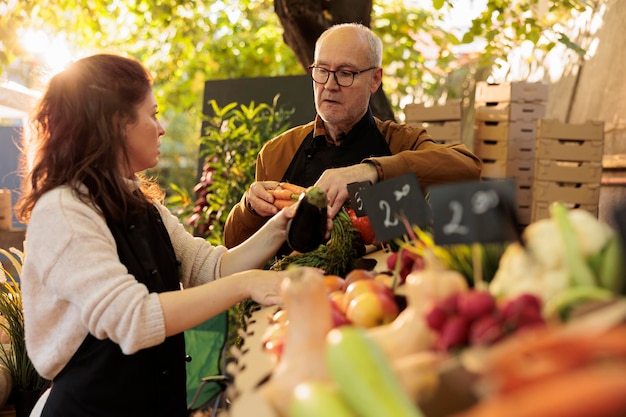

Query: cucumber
(325, 326), (425, 417)
(286, 186), (328, 253)
(289, 381), (358, 417)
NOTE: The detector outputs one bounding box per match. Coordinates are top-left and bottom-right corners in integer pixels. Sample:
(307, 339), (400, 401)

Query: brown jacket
(223, 118), (482, 248)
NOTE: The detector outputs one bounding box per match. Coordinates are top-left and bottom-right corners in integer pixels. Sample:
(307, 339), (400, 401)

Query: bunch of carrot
(270, 182), (306, 210)
(451, 324), (626, 417)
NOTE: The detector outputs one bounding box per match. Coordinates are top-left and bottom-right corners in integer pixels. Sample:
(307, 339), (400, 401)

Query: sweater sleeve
(154, 202), (227, 288)
(365, 120), (482, 193)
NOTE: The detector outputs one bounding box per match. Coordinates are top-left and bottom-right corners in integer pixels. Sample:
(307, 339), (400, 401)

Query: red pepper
(346, 207), (376, 245)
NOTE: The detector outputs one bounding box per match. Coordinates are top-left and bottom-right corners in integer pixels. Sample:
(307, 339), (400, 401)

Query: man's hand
(246, 181), (281, 217)
(314, 163), (378, 218)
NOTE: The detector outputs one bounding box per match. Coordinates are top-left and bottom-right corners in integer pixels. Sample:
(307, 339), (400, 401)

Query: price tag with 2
(358, 173), (431, 243)
(428, 179), (520, 245)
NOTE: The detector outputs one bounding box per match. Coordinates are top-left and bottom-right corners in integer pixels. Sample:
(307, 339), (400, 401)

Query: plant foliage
(168, 96), (294, 244)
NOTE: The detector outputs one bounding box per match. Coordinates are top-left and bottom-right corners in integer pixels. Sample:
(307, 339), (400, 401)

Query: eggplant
(286, 186), (328, 253)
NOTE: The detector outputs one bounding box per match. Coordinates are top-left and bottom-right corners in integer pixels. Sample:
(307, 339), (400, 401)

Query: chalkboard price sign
(359, 173), (431, 242)
(428, 179), (519, 245)
(346, 181), (372, 217)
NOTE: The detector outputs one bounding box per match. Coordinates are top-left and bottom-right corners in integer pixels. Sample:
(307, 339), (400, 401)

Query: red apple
(346, 291), (399, 328)
(323, 274), (346, 293)
(345, 278), (394, 304)
(330, 299), (351, 327)
(344, 268), (375, 287)
(328, 290), (347, 313)
(374, 273), (394, 289)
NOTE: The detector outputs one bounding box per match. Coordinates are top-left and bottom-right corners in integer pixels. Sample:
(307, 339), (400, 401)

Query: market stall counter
(215, 202), (626, 417)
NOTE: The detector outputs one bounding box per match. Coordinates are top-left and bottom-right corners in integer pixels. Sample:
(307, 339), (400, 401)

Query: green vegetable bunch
(271, 208), (362, 277)
(167, 95), (294, 245)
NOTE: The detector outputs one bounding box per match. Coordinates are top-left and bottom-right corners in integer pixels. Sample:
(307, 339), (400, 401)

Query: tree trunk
(274, 0), (395, 121)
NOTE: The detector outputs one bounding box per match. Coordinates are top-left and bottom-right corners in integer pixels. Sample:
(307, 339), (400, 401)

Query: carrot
(274, 199), (297, 210)
(269, 189), (298, 200)
(280, 182), (306, 195)
(451, 362), (626, 417)
(487, 325), (626, 393)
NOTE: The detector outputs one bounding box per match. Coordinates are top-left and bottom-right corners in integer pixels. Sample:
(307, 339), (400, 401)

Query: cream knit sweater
(21, 184), (227, 380)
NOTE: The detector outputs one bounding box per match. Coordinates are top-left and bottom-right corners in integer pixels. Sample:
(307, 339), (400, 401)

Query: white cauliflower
(523, 209), (614, 270)
(489, 208), (614, 303)
(489, 242), (570, 302)
(569, 209), (614, 256)
(523, 218), (563, 270)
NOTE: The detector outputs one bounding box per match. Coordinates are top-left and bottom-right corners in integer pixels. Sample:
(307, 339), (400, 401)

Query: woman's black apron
(282, 109), (392, 187)
(41, 205), (187, 417)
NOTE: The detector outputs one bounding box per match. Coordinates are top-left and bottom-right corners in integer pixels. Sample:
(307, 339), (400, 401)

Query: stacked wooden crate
(532, 119), (605, 222)
(404, 99), (463, 144)
(473, 81), (549, 225)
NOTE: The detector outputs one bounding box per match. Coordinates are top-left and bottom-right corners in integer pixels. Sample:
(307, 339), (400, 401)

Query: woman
(15, 54), (316, 416)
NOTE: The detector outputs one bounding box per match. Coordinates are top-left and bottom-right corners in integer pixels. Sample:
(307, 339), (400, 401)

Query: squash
(367, 249), (467, 360)
(392, 351), (442, 403)
(259, 267), (333, 417)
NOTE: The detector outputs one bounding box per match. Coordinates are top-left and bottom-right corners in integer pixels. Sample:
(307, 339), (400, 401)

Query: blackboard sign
(429, 179), (519, 245)
(347, 181), (372, 217)
(359, 173), (431, 242)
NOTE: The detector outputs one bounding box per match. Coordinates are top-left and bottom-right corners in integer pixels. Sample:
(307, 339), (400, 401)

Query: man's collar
(312, 108), (374, 146)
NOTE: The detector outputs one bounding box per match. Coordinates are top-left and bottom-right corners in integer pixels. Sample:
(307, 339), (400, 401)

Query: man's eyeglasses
(308, 65), (378, 87)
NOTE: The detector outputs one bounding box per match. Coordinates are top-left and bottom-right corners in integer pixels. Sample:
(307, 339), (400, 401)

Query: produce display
(489, 202), (624, 318)
(269, 185), (365, 276)
(225, 202), (626, 417)
(269, 182), (383, 276)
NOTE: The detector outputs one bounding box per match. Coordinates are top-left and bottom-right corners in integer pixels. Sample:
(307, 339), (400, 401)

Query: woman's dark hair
(16, 54), (163, 224)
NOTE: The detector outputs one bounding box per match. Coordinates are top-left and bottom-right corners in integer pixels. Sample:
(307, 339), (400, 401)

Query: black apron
(276, 110), (392, 257)
(282, 109), (392, 187)
(41, 205), (187, 417)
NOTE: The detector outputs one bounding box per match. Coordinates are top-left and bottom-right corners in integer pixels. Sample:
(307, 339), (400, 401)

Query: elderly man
(224, 23), (481, 248)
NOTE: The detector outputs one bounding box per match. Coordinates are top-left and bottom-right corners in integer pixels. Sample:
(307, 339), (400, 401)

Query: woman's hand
(160, 269), (288, 336)
(235, 269), (287, 307)
(265, 197), (333, 241)
(221, 196), (333, 276)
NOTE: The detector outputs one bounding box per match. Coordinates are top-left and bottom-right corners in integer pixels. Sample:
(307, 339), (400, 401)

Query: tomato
(346, 207), (376, 245)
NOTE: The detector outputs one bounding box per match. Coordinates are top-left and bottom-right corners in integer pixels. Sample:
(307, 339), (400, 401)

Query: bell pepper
(346, 207), (376, 245)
